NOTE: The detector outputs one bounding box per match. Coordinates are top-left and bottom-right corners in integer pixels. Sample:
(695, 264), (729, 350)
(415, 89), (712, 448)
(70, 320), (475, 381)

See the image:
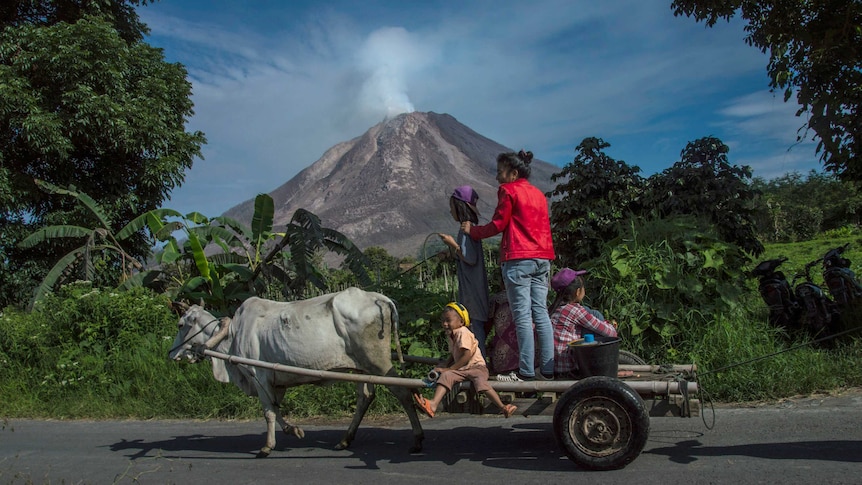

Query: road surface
(1, 389), (861, 484)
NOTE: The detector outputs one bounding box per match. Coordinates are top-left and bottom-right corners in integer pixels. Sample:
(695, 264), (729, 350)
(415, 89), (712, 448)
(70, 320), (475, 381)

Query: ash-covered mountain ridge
(223, 111), (560, 258)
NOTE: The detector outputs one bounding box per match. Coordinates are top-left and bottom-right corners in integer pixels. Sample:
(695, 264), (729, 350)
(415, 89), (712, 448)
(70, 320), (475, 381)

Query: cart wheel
(618, 350), (647, 365)
(553, 376), (649, 470)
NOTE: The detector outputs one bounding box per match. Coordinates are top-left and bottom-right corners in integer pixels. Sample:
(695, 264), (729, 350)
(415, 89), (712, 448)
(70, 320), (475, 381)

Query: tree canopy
(549, 136), (763, 268)
(547, 137), (645, 265)
(671, 0), (862, 181)
(646, 136), (764, 256)
(0, 1), (205, 307)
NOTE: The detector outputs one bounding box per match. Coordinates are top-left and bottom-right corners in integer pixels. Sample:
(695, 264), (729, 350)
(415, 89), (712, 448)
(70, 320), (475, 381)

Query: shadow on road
(107, 421), (581, 471)
(646, 438), (862, 464)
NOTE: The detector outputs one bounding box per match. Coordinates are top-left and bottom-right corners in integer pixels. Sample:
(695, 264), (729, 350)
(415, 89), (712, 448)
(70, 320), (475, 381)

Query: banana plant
(119, 208), (253, 315)
(127, 193), (372, 311)
(257, 207), (373, 299)
(18, 179), (146, 306)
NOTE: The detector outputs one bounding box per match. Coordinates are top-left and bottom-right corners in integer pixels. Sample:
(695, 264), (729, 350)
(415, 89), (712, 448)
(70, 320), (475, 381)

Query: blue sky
(136, 1), (820, 218)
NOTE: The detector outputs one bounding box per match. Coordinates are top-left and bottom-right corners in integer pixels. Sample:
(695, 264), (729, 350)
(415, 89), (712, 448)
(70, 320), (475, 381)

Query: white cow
(169, 287), (424, 456)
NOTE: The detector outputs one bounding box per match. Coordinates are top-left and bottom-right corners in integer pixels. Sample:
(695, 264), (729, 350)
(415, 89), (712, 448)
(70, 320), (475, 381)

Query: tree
(671, 0), (862, 181)
(0, 0), (149, 42)
(751, 170), (862, 241)
(363, 246), (401, 285)
(547, 137), (646, 265)
(646, 136), (764, 256)
(0, 2), (205, 306)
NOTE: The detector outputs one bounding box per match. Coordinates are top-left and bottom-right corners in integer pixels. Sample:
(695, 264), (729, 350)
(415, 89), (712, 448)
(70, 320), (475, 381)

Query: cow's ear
(171, 300), (190, 315)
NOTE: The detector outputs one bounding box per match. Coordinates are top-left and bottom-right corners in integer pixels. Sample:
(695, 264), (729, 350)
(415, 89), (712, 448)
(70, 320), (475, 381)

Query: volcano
(223, 111), (560, 258)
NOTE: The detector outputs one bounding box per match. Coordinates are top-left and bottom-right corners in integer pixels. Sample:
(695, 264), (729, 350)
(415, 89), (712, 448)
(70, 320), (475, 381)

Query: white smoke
(357, 27), (427, 117)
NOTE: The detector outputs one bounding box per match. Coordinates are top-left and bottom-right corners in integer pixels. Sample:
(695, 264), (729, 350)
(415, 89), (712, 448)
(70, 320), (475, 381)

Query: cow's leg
(336, 381), (375, 450)
(272, 388), (304, 439)
(252, 373), (283, 457)
(260, 406), (278, 457)
(384, 368), (425, 453)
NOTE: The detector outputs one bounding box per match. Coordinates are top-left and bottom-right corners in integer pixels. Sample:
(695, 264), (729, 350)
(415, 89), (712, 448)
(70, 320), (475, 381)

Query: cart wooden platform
(200, 348), (700, 470)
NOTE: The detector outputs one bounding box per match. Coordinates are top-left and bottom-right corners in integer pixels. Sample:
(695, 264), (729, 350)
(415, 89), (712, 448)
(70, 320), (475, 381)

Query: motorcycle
(822, 243), (862, 332)
(751, 257), (801, 334)
(791, 258), (838, 342)
(822, 243), (862, 305)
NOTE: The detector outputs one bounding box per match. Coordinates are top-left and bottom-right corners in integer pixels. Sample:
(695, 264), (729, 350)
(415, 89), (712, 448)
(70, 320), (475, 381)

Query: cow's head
(169, 305), (223, 362)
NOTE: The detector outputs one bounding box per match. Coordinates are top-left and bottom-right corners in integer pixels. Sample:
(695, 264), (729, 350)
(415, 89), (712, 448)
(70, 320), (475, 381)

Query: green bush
(0, 282), (260, 418)
(590, 216), (748, 360)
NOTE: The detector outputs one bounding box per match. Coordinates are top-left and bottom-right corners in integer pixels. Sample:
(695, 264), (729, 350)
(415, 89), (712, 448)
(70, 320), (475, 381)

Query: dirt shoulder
(699, 385), (862, 409)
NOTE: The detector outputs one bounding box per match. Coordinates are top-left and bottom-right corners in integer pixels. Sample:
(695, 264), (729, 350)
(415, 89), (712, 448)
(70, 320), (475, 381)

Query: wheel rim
(567, 396), (631, 457)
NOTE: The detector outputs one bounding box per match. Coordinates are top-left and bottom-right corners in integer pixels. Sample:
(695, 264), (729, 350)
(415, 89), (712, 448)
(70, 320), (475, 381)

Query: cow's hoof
(256, 447), (272, 458)
(284, 424), (305, 439)
(409, 440), (423, 454)
(334, 440), (350, 451)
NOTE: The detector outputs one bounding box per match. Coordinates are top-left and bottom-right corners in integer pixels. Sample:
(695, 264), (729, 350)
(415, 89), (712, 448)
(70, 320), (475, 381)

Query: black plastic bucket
(571, 335), (620, 378)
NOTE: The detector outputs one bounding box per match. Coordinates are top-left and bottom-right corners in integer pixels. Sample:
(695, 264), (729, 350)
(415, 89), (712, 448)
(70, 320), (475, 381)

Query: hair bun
(518, 150), (534, 165)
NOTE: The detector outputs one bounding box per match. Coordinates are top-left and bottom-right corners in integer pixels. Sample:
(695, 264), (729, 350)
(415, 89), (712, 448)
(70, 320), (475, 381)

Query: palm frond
(18, 225), (93, 248)
(118, 208), (183, 240)
(29, 248), (85, 307)
(34, 179), (112, 231)
(211, 216), (251, 239)
(184, 212), (210, 225)
(186, 231), (211, 281)
(251, 193), (275, 248)
(322, 228), (372, 286)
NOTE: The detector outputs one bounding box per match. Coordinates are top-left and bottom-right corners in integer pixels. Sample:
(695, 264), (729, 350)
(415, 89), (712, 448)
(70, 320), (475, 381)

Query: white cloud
(139, 2), (824, 216)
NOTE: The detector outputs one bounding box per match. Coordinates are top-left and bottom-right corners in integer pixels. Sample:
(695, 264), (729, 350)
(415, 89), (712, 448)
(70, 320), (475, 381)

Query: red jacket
(469, 178), (555, 262)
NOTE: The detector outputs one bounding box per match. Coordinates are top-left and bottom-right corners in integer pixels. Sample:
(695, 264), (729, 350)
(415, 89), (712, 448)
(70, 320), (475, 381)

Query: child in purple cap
(437, 185), (490, 358)
(549, 267), (618, 379)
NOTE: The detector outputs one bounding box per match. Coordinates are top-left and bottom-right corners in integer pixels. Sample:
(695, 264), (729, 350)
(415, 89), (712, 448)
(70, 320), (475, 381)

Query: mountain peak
(223, 112), (559, 257)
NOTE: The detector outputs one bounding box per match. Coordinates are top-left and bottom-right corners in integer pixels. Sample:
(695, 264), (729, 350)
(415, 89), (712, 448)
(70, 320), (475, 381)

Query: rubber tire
(553, 376), (650, 470)
(618, 350), (647, 365)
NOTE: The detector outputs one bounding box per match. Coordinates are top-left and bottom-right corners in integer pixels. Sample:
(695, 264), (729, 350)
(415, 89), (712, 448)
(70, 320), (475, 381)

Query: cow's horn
(171, 301), (190, 315)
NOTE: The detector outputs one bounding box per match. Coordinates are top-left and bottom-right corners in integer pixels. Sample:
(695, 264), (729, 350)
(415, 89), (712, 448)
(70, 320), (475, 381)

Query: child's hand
(438, 233), (456, 248)
(461, 221), (472, 234)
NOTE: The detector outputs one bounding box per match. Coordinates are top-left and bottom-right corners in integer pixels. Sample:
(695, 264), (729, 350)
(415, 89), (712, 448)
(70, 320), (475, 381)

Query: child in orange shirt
(413, 302), (517, 418)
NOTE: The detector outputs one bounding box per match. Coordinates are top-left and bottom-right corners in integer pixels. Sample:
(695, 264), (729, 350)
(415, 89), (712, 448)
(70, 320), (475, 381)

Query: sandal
(502, 404), (518, 418)
(413, 393), (435, 418)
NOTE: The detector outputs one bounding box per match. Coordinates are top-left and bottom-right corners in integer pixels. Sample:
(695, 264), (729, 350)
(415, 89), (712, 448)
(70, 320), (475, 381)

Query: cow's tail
(387, 299), (404, 364)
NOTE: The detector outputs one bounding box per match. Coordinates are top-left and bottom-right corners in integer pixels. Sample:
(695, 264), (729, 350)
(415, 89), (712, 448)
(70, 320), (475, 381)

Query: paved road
(2, 390), (861, 484)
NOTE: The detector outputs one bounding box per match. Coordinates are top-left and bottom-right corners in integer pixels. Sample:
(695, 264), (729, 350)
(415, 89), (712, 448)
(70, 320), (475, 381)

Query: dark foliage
(672, 0), (862, 182)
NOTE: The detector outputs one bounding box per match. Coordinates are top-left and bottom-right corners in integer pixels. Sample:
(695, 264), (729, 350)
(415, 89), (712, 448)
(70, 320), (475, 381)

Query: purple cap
(551, 268), (588, 292)
(452, 185), (478, 206)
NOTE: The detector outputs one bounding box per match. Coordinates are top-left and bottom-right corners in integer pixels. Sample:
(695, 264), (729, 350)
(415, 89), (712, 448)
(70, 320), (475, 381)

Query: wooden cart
(202, 349), (700, 470)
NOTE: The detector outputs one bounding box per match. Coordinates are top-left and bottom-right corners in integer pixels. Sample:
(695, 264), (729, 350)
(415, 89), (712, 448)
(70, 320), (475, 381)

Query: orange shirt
(448, 326), (486, 370)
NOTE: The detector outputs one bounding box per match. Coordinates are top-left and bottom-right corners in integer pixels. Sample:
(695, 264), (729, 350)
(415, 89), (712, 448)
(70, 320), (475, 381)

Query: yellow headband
(445, 302), (470, 327)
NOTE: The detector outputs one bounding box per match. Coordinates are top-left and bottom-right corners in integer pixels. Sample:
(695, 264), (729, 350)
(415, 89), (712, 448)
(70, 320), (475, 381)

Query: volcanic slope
(223, 111), (560, 258)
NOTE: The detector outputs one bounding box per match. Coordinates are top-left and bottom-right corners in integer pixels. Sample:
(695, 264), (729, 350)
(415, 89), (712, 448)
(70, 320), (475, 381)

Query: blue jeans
(502, 259), (554, 377)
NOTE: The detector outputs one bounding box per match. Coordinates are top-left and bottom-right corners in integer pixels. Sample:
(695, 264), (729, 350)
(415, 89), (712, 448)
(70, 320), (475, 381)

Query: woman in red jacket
(462, 150), (556, 381)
